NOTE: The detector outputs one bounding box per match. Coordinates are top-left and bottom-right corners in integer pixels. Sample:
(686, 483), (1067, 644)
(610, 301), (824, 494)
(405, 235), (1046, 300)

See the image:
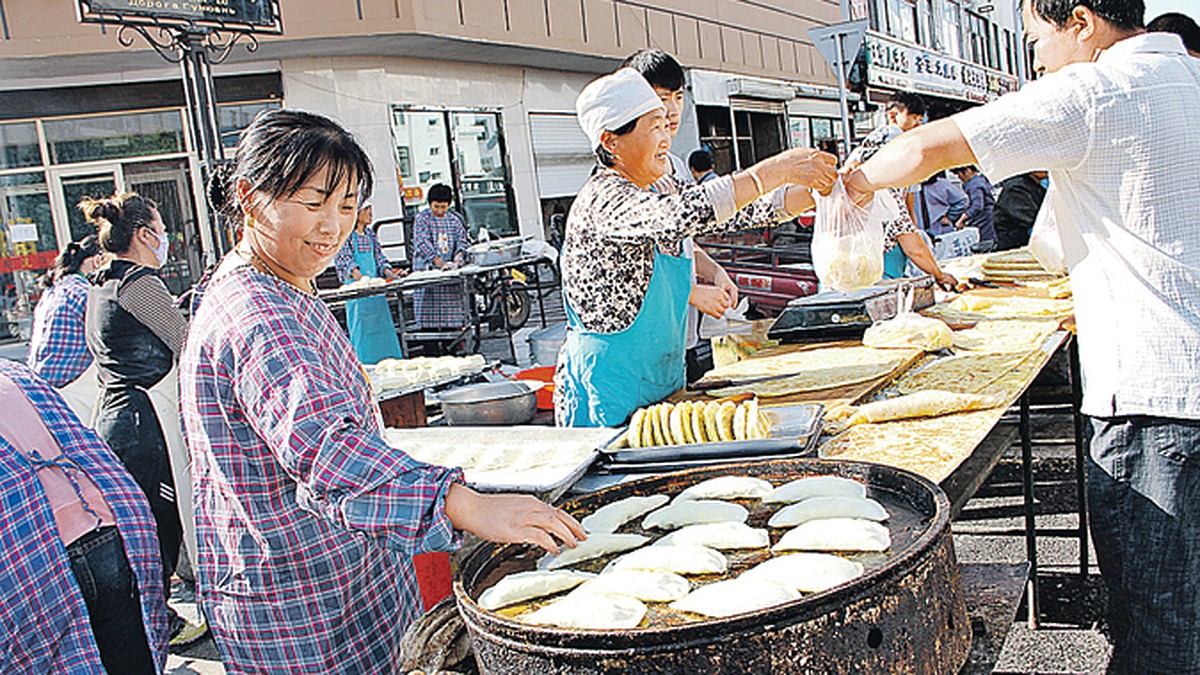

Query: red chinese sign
(0, 251), (57, 274)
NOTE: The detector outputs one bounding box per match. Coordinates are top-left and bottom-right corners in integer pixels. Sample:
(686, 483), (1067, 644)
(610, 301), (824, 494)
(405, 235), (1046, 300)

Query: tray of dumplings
(455, 458), (956, 638)
(599, 398), (824, 472)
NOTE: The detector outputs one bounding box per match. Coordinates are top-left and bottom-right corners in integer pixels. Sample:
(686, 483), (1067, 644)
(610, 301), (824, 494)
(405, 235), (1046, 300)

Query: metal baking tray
(599, 403), (824, 472)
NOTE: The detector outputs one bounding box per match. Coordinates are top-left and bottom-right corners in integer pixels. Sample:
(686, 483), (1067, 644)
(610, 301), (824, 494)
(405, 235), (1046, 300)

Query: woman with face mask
(82, 193), (201, 646)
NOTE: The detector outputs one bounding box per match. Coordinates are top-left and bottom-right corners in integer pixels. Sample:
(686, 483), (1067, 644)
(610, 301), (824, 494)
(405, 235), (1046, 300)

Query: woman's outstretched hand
(445, 484), (586, 554)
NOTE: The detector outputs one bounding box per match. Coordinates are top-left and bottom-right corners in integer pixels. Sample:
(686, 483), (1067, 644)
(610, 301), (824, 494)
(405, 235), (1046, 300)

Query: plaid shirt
(334, 228), (393, 284)
(27, 274), (93, 387)
(180, 255), (464, 673)
(0, 360), (167, 674)
(411, 208), (469, 328)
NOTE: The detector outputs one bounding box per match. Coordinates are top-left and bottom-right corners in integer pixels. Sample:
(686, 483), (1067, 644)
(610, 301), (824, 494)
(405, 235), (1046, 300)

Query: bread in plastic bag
(811, 178), (890, 291)
(862, 312), (952, 352)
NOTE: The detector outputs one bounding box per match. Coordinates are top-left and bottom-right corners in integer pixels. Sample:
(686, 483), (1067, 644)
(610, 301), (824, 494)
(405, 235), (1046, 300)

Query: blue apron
(883, 243), (909, 279)
(557, 249), (692, 427)
(346, 247), (403, 365)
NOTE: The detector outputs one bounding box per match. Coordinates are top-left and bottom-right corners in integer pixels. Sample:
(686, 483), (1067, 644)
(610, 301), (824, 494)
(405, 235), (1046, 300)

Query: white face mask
(150, 229), (169, 267)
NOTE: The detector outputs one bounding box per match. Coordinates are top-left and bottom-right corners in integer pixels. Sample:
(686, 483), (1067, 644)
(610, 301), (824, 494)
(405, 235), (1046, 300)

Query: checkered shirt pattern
(411, 208), (469, 328)
(26, 274), (93, 387)
(180, 257), (464, 674)
(0, 360), (167, 674)
(956, 33), (1200, 419)
(335, 228), (393, 283)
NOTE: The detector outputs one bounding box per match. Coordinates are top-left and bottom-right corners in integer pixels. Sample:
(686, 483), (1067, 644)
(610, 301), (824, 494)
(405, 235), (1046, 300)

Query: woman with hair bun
(82, 192), (203, 645)
(182, 108), (583, 672)
(26, 234), (103, 387)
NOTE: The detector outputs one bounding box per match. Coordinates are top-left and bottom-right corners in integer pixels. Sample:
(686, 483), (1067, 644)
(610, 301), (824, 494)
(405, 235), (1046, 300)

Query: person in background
(950, 164), (996, 249)
(0, 359), (167, 674)
(334, 201), (404, 364)
(184, 109), (583, 673)
(411, 183), (470, 331)
(911, 170), (969, 237)
(992, 171), (1049, 251)
(557, 68), (837, 426)
(27, 235), (103, 387)
(843, 0), (1200, 668)
(623, 48), (739, 383)
(847, 92), (958, 288)
(689, 148), (719, 184)
(1148, 12), (1200, 56)
(82, 192), (203, 646)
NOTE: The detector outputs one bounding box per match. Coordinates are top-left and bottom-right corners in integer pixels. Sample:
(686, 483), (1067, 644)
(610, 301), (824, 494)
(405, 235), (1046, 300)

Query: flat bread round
(717, 401), (737, 442)
(690, 401), (709, 443)
(642, 406), (659, 447)
(708, 360), (904, 399)
(704, 401), (722, 442)
(627, 408), (645, 448)
(896, 351), (1036, 395)
(746, 398), (763, 439)
(733, 402), (747, 441)
(668, 404), (689, 445)
(647, 404), (663, 447)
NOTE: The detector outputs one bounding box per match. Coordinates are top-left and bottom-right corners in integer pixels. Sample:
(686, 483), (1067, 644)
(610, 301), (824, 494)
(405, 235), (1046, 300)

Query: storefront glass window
(788, 117), (812, 151)
(44, 110), (185, 165)
(219, 101), (281, 150)
(0, 172), (55, 328)
(940, 0), (961, 59)
(125, 159), (201, 295)
(0, 122), (42, 170)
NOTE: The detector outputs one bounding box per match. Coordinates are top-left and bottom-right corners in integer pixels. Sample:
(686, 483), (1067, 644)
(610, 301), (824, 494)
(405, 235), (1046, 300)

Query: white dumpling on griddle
(604, 544), (728, 576)
(739, 552), (864, 594)
(762, 475), (867, 504)
(672, 476), (774, 503)
(519, 592), (646, 630)
(568, 569), (691, 603)
(478, 569), (596, 610)
(771, 518), (891, 553)
(641, 499), (748, 530)
(580, 494), (670, 534)
(669, 577), (800, 618)
(653, 522), (769, 551)
(767, 496), (889, 529)
(537, 533), (649, 570)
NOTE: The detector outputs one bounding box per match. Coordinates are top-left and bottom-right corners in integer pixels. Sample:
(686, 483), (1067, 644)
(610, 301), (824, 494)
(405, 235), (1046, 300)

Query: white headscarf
(575, 68), (664, 150)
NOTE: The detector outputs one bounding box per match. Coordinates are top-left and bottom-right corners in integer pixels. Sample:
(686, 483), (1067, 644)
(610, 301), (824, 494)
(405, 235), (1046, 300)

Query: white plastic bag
(862, 288), (952, 352)
(811, 178), (888, 291)
(1028, 188), (1066, 275)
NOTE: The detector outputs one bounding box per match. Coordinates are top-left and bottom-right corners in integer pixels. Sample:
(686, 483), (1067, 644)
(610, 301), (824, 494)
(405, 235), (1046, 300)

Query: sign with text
(76, 0), (282, 33)
(865, 33), (1017, 103)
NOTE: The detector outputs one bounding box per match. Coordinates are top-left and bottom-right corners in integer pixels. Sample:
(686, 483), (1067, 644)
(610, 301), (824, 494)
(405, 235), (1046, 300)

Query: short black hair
(688, 148), (713, 173)
(621, 49), (685, 92)
(428, 183), (453, 204)
(1027, 0), (1144, 31)
(950, 165), (977, 173)
(886, 91), (927, 117)
(1148, 12), (1200, 53)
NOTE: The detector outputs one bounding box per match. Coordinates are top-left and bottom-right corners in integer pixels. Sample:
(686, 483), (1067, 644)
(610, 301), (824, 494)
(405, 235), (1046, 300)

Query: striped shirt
(27, 274), (92, 387)
(0, 360), (167, 674)
(180, 253), (464, 673)
(334, 228), (393, 283)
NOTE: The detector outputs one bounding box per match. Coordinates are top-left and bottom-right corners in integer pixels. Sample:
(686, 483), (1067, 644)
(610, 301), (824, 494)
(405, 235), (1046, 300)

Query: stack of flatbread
(623, 399), (765, 448)
(926, 293), (1074, 324)
(695, 345), (916, 399)
(981, 248), (1063, 283)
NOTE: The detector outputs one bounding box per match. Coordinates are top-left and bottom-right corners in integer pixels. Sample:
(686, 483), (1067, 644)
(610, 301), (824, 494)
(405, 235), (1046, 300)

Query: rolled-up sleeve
(954, 72), (1094, 183)
(233, 317), (463, 555)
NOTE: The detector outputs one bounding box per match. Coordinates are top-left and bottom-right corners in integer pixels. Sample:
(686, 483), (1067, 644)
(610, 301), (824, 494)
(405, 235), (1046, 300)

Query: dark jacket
(993, 174), (1048, 251)
(87, 260), (174, 391)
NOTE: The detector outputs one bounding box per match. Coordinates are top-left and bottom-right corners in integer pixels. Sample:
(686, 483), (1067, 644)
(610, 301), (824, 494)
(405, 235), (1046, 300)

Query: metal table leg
(499, 272), (517, 364)
(1069, 338), (1090, 577)
(1020, 392), (1039, 629)
(534, 260), (548, 328)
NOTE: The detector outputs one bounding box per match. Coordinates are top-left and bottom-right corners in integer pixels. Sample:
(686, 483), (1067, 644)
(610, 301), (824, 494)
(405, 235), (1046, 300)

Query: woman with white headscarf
(556, 68), (838, 427)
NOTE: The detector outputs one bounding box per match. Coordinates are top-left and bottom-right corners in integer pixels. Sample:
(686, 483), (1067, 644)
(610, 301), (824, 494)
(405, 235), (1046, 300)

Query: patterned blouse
(848, 124), (919, 251)
(562, 167), (792, 334)
(180, 254), (464, 673)
(27, 274), (92, 387)
(411, 209), (469, 271)
(334, 228), (393, 283)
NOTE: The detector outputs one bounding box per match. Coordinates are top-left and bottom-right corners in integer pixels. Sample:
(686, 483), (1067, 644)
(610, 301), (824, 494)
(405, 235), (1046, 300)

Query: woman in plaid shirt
(182, 109), (582, 673)
(26, 235), (102, 388)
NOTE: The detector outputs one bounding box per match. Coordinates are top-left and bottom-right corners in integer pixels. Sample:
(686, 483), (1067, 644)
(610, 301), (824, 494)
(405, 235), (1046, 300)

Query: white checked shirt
(955, 33), (1200, 419)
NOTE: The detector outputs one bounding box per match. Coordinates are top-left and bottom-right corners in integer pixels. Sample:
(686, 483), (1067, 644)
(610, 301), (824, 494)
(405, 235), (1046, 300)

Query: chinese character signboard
(865, 33), (1016, 103)
(76, 0), (282, 33)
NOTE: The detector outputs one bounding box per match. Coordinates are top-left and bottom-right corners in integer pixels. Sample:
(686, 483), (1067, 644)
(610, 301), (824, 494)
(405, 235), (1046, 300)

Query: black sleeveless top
(86, 260), (174, 390)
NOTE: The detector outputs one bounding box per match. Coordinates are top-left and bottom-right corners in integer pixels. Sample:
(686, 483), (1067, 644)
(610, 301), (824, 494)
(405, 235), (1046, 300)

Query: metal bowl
(439, 381), (542, 426)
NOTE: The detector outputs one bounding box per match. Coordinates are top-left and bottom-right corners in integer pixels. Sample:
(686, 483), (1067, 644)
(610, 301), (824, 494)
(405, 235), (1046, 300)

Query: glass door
(450, 111), (516, 238)
(0, 172), (56, 330)
(125, 159), (200, 295)
(49, 164), (124, 245)
(392, 109), (453, 218)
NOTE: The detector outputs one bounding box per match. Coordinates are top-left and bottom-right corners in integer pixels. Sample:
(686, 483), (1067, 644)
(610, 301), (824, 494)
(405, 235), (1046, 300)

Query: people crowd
(3, 2), (1198, 672)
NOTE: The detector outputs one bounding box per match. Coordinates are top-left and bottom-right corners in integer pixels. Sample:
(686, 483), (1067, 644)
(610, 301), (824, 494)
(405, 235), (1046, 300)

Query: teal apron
(883, 243), (909, 279)
(557, 249), (692, 427)
(346, 247), (403, 365)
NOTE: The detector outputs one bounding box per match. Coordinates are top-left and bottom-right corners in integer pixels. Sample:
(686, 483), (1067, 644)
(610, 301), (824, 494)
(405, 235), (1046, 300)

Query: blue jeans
(1087, 415), (1200, 674)
(67, 526), (156, 674)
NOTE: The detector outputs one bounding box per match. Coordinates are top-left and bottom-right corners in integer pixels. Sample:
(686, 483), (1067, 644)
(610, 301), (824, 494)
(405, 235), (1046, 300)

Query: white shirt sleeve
(952, 71), (1095, 183)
